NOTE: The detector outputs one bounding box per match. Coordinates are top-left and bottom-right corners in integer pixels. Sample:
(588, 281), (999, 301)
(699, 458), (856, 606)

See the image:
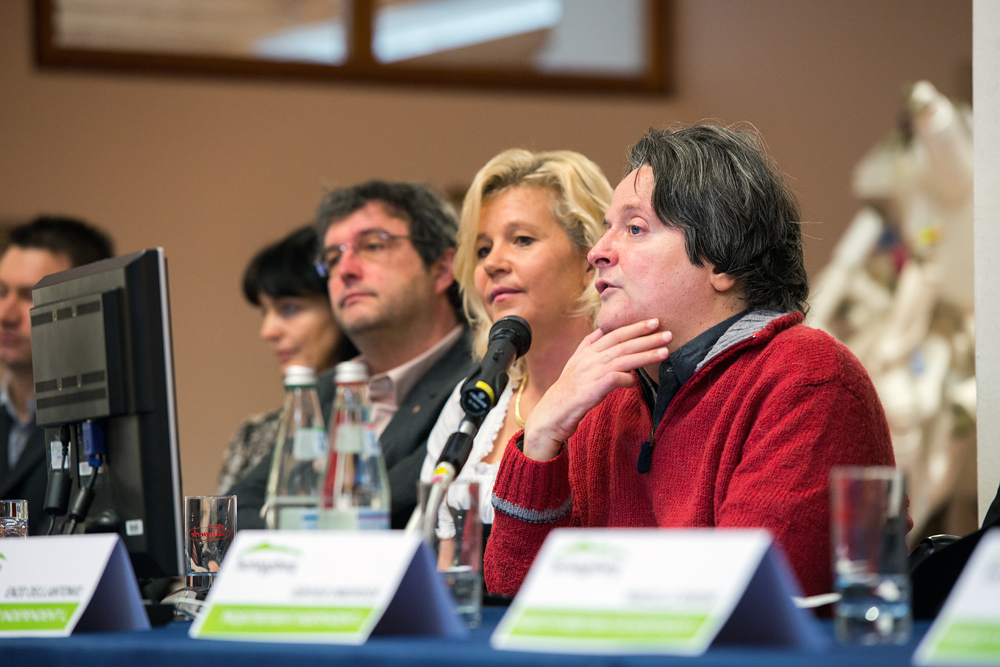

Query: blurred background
(0, 2), (975, 523)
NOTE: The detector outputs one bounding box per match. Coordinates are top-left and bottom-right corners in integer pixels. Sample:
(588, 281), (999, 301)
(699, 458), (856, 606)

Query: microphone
(405, 316), (531, 538)
(436, 316), (531, 481)
(459, 316), (532, 418)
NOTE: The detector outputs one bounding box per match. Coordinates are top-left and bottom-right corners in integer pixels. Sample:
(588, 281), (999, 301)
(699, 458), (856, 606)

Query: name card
(491, 528), (826, 655)
(914, 528), (1000, 665)
(190, 530), (465, 643)
(0, 534), (149, 637)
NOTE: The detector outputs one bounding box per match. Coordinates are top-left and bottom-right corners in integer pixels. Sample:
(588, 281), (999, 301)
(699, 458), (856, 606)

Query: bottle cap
(335, 360), (369, 384)
(283, 365), (317, 387)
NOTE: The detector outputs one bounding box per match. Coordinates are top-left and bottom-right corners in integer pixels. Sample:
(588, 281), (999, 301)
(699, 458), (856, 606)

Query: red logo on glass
(188, 524), (231, 541)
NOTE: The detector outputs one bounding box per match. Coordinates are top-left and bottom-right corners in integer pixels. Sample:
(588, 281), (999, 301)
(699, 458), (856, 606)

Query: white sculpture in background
(808, 81), (976, 541)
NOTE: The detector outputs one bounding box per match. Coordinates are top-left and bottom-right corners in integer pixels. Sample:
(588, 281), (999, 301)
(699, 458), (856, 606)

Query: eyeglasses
(314, 229), (424, 277)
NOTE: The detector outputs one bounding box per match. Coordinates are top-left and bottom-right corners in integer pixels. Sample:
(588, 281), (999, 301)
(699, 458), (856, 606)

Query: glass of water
(0, 499), (28, 538)
(830, 466), (911, 644)
(184, 495), (237, 596)
(417, 481), (483, 628)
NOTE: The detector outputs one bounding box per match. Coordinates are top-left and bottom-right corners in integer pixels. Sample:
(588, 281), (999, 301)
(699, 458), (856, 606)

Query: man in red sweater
(484, 125), (897, 598)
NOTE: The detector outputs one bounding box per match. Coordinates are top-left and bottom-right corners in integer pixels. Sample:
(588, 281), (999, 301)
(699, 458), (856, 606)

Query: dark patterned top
(217, 409), (281, 494)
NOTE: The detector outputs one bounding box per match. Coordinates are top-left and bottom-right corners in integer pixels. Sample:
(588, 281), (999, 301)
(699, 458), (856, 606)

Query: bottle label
(357, 508), (390, 530)
(361, 430), (381, 457)
(333, 424), (364, 454)
(300, 507), (318, 530)
(293, 427), (326, 460)
(276, 505), (319, 530)
(317, 508), (389, 531)
(318, 509), (357, 530)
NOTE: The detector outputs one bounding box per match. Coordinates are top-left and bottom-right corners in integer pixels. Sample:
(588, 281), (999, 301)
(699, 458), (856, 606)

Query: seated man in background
(484, 125), (898, 598)
(230, 181), (472, 529)
(0, 216), (114, 535)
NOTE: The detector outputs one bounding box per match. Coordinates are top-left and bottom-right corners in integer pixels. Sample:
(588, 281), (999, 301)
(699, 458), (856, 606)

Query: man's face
(0, 247), (73, 373)
(321, 202), (445, 340)
(588, 166), (728, 349)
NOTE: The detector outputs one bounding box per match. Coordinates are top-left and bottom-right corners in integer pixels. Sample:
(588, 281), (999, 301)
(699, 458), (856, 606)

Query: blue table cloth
(2, 608), (930, 667)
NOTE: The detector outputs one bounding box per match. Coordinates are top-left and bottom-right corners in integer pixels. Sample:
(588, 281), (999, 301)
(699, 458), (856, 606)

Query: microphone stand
(406, 315), (530, 541)
(405, 413), (485, 542)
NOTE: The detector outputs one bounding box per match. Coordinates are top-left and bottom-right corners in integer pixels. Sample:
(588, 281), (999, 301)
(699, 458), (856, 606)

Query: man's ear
(431, 247), (457, 295)
(709, 268), (738, 294)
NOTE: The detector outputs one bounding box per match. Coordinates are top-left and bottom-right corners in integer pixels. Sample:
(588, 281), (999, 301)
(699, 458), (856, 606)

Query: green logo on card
(556, 542), (626, 560)
(0, 603), (78, 630)
(240, 543), (304, 557)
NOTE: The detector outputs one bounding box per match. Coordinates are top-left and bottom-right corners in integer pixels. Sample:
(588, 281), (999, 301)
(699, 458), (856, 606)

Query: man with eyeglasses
(229, 181), (472, 530)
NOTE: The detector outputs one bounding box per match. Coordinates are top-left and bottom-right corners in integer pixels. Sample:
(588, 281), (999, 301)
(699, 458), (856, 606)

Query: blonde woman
(419, 149), (612, 543)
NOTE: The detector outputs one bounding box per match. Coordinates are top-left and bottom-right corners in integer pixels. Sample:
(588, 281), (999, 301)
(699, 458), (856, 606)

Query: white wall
(974, 0), (1000, 521)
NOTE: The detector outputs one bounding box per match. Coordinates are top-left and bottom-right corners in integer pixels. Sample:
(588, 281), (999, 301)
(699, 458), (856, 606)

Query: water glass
(830, 466), (911, 644)
(184, 495), (237, 594)
(0, 499), (28, 538)
(417, 481), (483, 628)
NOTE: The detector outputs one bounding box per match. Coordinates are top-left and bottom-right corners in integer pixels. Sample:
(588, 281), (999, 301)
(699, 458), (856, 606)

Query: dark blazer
(0, 409), (47, 536)
(230, 331), (474, 530)
(911, 479), (1000, 618)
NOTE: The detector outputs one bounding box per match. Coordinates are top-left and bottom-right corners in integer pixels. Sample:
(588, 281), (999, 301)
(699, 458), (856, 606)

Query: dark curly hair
(627, 125), (809, 314)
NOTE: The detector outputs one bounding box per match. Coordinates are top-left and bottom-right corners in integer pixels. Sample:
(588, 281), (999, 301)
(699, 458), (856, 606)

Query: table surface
(2, 607), (931, 667)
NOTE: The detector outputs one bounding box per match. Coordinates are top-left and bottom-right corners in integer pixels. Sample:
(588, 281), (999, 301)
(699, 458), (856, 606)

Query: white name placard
(491, 528), (826, 655)
(190, 530), (465, 643)
(914, 528), (1000, 665)
(0, 534), (149, 636)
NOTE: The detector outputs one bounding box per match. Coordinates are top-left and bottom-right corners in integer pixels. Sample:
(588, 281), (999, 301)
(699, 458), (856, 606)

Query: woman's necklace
(514, 377), (527, 428)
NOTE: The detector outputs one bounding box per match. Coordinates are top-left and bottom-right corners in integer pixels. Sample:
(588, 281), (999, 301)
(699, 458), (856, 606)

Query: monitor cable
(44, 424), (74, 535)
(63, 421), (105, 535)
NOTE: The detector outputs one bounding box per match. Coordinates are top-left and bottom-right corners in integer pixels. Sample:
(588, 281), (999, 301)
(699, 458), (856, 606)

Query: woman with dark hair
(217, 226), (356, 492)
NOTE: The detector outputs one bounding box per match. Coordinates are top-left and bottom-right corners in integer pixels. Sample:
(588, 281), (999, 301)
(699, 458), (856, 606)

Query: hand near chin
(522, 319), (672, 462)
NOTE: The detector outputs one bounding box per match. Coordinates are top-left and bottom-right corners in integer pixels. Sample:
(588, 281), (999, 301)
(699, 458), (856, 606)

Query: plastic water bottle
(318, 361), (391, 530)
(264, 365), (326, 529)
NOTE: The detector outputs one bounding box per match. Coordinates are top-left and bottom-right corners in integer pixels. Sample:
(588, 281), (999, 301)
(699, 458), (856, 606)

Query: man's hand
(522, 319), (672, 462)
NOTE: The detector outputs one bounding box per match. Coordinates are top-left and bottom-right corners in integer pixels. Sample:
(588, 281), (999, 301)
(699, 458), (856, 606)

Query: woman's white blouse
(419, 380), (515, 537)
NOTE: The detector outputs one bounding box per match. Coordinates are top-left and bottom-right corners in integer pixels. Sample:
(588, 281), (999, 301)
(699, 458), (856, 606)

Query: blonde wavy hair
(455, 149), (613, 369)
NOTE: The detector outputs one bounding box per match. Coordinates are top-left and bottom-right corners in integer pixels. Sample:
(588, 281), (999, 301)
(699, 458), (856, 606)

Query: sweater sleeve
(483, 433), (575, 596)
(714, 347), (895, 598)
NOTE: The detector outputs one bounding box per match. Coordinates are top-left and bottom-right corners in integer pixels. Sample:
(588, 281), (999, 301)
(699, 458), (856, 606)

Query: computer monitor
(29, 248), (184, 580)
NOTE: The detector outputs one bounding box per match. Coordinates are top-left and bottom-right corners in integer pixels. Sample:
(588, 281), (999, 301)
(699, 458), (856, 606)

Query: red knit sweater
(485, 313), (896, 598)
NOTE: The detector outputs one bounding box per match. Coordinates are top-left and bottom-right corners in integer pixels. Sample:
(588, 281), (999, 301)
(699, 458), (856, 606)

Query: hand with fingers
(522, 318), (672, 462)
